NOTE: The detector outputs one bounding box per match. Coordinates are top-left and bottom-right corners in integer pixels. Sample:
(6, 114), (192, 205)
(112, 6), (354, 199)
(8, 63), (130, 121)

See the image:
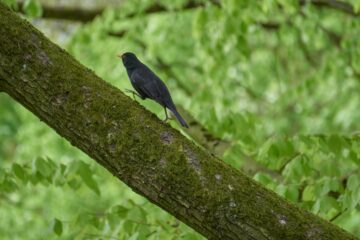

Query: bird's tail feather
(171, 109), (189, 128)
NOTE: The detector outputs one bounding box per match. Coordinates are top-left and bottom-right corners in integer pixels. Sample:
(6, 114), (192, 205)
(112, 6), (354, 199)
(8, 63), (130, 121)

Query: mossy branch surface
(0, 4), (357, 240)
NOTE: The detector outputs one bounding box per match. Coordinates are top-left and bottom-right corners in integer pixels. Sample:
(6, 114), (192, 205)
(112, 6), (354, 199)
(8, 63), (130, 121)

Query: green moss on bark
(0, 3), (358, 240)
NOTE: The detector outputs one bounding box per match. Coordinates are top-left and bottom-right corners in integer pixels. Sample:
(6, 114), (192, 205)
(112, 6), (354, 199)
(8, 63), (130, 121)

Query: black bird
(119, 52), (189, 128)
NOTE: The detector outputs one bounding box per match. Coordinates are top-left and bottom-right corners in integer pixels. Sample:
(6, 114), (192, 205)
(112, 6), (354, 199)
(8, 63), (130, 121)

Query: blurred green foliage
(1, 0), (360, 239)
(1, 0), (42, 16)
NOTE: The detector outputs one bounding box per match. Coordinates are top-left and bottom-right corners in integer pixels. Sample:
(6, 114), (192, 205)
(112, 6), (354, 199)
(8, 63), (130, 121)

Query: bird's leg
(163, 107), (170, 122)
(125, 89), (141, 100)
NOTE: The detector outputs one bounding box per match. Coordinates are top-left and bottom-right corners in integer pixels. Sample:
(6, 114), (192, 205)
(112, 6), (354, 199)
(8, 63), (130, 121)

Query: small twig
(279, 153), (301, 173)
(146, 230), (157, 238)
(329, 210), (344, 222)
(127, 219), (153, 226)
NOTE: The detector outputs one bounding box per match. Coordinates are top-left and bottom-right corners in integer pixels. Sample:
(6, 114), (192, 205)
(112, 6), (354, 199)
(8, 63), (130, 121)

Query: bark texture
(0, 4), (357, 240)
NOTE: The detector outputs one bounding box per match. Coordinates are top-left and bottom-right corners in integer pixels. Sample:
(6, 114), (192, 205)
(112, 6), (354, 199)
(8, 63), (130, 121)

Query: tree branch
(122, 0), (220, 18)
(300, 0), (359, 17)
(0, 4), (357, 239)
(17, 1), (104, 22)
(16, 0), (219, 22)
(15, 0), (359, 23)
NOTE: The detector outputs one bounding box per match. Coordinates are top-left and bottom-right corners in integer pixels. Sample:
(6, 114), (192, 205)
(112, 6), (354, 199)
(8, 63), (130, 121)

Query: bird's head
(118, 52), (141, 70)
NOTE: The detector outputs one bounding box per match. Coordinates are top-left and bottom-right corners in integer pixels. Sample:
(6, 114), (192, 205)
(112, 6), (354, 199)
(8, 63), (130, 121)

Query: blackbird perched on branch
(119, 52), (189, 128)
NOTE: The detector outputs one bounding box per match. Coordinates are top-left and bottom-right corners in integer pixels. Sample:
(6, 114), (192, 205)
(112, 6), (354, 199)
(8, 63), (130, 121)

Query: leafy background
(1, 0), (360, 239)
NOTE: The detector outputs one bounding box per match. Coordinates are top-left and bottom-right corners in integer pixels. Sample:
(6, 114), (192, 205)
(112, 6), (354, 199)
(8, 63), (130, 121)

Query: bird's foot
(124, 89), (138, 100)
(163, 115), (174, 123)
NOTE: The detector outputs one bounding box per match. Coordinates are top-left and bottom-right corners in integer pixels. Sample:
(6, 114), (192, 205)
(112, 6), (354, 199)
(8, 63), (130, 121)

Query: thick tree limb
(0, 4), (357, 240)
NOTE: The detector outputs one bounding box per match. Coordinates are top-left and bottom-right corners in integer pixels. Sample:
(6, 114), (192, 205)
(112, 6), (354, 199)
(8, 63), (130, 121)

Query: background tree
(1, 0), (360, 239)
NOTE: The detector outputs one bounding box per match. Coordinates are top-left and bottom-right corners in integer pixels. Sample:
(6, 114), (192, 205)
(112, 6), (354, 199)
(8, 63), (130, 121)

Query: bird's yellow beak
(117, 53), (123, 58)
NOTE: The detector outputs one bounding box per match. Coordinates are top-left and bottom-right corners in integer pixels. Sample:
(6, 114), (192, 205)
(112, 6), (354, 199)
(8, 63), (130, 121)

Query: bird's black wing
(131, 66), (175, 108)
(129, 70), (148, 99)
(131, 65), (189, 127)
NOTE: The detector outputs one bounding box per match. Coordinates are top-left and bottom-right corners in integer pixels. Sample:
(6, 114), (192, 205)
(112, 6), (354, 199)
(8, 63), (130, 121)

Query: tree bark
(0, 4), (357, 240)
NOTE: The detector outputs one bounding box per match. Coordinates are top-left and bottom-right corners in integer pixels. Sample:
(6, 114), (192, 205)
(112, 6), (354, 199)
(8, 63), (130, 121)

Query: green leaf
(106, 212), (118, 229)
(91, 215), (101, 229)
(0, 178), (18, 193)
(53, 172), (66, 186)
(75, 212), (93, 227)
(314, 196), (340, 218)
(77, 162), (101, 195)
(33, 157), (54, 178)
(128, 232), (139, 240)
(0, 168), (6, 182)
(1, 0), (17, 8)
(111, 205), (129, 218)
(182, 232), (202, 240)
(350, 0), (360, 13)
(137, 224), (151, 240)
(67, 178), (81, 190)
(275, 184), (287, 197)
(22, 0), (43, 17)
(52, 218), (63, 236)
(320, 177), (340, 196)
(28, 172), (43, 185)
(302, 185), (315, 201)
(328, 135), (343, 155)
(340, 191), (350, 210)
(123, 220), (135, 233)
(253, 172), (275, 188)
(268, 143), (280, 159)
(283, 154), (311, 182)
(128, 207), (145, 220)
(12, 163), (27, 182)
(277, 140), (295, 159)
(352, 187), (360, 208)
(60, 163), (67, 175)
(193, 9), (207, 40)
(349, 150), (360, 166)
(284, 185), (299, 202)
(347, 174), (360, 191)
(277, 0), (299, 14)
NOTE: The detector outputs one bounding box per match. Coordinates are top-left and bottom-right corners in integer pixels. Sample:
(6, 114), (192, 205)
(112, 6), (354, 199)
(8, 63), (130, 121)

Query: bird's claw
(163, 115), (173, 123)
(124, 89), (133, 93)
(124, 89), (137, 100)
